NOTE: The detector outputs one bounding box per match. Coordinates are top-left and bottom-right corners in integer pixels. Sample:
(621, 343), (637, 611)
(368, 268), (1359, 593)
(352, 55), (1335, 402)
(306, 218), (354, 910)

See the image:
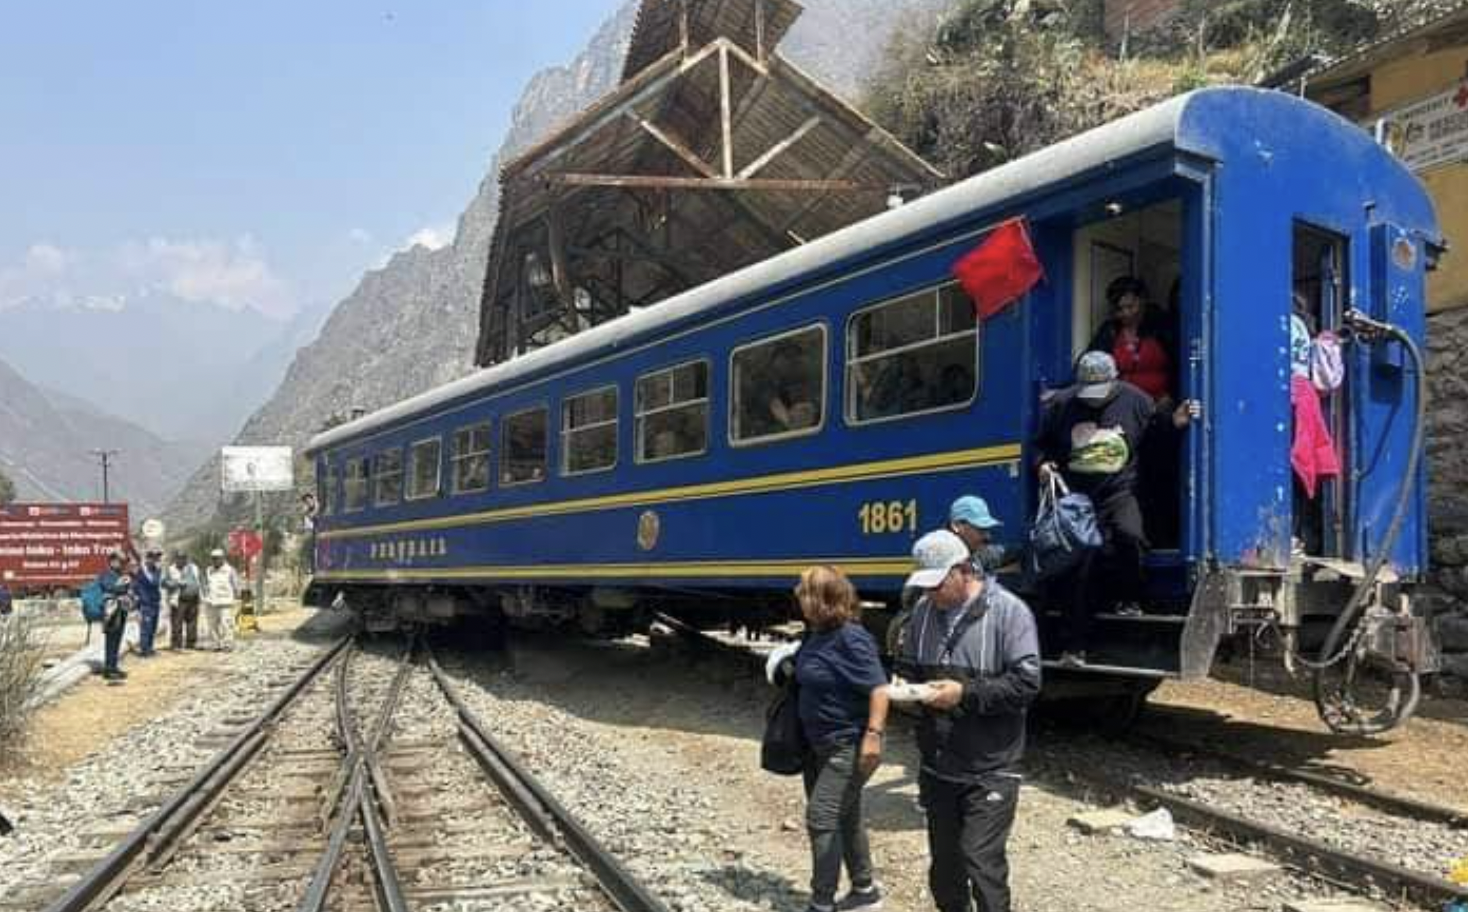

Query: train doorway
(1069, 199), (1186, 551)
(1291, 223), (1349, 559)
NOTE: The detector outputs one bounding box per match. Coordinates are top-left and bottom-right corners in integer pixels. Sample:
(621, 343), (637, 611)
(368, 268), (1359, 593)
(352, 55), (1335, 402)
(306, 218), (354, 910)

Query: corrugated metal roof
(622, 0), (802, 82)
(475, 0), (942, 368)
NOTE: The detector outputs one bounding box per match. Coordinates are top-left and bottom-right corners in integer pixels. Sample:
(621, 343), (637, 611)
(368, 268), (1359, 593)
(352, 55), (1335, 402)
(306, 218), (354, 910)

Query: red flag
(952, 218), (1045, 319)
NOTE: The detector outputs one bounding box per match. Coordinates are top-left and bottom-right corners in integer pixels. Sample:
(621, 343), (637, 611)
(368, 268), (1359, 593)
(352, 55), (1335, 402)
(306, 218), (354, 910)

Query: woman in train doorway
(1089, 275), (1183, 548)
(793, 565), (890, 912)
(1087, 276), (1175, 404)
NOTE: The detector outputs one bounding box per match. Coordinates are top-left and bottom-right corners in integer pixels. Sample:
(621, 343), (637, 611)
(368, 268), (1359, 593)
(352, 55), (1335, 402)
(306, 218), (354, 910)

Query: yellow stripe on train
(319, 443), (1023, 542)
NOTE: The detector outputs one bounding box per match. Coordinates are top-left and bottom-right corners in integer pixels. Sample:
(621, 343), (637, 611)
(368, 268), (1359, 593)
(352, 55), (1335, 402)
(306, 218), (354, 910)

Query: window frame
(727, 322), (829, 448)
(634, 358), (712, 465)
(372, 447), (404, 508)
(499, 404), (550, 488)
(405, 436), (443, 502)
(320, 461), (338, 517)
(450, 421), (492, 495)
(844, 281), (981, 428)
(560, 384), (619, 477)
(342, 457), (370, 514)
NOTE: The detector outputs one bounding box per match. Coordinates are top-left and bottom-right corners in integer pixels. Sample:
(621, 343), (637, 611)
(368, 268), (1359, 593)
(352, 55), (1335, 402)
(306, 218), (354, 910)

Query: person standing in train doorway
(896, 530), (1041, 912)
(1036, 351), (1198, 664)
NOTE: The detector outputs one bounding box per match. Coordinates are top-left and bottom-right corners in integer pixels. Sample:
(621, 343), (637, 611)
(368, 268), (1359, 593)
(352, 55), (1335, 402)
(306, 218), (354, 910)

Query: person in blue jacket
(132, 549), (165, 657)
(794, 565), (890, 912)
(95, 549), (134, 682)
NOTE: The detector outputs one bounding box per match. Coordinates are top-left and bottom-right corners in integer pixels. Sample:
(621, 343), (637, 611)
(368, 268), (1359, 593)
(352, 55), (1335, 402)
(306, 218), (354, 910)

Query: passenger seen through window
(636, 361), (709, 462)
(848, 284), (977, 423)
(732, 326), (825, 442)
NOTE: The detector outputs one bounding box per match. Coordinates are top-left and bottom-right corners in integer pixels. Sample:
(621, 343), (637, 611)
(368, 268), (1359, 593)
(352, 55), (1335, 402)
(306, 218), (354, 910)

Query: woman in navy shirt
(794, 565), (890, 912)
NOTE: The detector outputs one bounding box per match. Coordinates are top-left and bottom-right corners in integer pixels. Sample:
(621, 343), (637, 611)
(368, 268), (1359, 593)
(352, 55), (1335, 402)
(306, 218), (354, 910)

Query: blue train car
(306, 87), (1442, 732)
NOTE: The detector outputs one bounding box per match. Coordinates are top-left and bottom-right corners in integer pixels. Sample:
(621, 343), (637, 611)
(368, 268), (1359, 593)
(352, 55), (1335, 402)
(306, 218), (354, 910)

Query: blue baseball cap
(949, 495), (1001, 529)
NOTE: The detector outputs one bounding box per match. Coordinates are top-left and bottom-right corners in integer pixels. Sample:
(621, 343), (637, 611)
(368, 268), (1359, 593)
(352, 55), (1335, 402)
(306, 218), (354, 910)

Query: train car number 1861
(857, 500), (918, 535)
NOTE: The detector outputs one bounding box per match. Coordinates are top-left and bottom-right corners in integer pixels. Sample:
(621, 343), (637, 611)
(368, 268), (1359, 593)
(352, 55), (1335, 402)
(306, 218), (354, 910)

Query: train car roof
(306, 86), (1439, 457)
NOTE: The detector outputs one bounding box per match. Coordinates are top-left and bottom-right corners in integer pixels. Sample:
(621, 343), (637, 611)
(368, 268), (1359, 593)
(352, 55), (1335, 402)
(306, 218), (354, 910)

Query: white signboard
(221, 446), (294, 493)
(1375, 80), (1468, 173)
(141, 518), (166, 541)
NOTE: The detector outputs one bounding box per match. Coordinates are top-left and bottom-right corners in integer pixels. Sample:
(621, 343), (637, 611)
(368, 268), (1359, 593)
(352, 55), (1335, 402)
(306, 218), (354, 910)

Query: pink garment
(1291, 375), (1340, 499)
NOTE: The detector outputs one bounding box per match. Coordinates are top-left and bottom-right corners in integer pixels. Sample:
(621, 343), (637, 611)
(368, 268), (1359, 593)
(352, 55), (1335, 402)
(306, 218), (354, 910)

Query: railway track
(653, 614), (1468, 910)
(22, 634), (672, 912)
(1081, 729), (1468, 910)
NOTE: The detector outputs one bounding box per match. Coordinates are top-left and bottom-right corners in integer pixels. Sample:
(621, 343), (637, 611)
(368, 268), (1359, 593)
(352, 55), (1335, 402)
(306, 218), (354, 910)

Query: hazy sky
(0, 1), (621, 320)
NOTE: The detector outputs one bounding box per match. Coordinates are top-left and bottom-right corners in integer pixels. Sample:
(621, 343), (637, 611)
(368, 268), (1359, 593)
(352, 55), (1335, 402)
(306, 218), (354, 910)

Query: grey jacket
(895, 579), (1041, 781)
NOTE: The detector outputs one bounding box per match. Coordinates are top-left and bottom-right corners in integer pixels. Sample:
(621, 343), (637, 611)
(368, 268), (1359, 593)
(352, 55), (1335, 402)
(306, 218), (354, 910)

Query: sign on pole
(221, 446), (294, 493)
(141, 518), (166, 542)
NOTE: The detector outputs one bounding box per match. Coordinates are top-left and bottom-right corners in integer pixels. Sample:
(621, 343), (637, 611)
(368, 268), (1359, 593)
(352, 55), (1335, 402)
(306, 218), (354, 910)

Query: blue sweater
(795, 623), (887, 750)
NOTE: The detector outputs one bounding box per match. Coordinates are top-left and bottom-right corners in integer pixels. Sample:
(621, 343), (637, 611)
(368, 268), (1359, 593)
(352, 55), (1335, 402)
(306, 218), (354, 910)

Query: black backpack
(760, 679), (807, 776)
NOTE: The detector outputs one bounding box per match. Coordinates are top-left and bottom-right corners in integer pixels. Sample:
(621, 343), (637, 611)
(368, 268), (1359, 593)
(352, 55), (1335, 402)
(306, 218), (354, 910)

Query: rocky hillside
(0, 357), (208, 519)
(163, 0), (954, 531)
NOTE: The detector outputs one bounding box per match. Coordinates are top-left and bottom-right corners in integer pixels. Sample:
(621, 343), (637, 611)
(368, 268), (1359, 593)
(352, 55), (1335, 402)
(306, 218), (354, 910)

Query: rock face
(163, 0), (952, 531)
(1426, 306), (1468, 679)
(0, 357), (207, 519)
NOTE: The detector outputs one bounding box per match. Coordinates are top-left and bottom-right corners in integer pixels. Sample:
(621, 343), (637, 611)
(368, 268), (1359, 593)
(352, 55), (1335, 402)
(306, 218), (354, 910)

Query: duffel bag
(1025, 474), (1102, 582)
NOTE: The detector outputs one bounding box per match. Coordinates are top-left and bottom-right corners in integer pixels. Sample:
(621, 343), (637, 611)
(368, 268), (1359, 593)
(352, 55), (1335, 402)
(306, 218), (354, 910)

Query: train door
(1069, 199), (1186, 552)
(1291, 223), (1349, 558)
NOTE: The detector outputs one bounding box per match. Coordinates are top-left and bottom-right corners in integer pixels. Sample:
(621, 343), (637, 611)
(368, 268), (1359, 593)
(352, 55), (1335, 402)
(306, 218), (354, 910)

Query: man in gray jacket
(896, 530), (1042, 912)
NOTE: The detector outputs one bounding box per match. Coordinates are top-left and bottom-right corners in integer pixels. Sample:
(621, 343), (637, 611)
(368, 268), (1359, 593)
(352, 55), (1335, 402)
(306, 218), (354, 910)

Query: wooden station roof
(474, 0), (943, 367)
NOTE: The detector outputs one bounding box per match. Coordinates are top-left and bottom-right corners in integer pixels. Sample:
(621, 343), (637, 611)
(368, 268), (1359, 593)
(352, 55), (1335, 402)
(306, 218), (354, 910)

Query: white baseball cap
(905, 530), (971, 589)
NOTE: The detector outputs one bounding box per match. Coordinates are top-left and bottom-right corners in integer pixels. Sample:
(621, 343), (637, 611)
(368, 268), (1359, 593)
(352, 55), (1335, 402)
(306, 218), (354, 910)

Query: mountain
(0, 357), (209, 520)
(0, 293), (291, 443)
(163, 0), (952, 531)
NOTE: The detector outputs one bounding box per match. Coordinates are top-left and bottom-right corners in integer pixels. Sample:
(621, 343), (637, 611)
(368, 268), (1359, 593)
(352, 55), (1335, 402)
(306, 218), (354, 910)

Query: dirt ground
(491, 634), (1454, 912)
(0, 603), (314, 797)
(1147, 662), (1468, 809)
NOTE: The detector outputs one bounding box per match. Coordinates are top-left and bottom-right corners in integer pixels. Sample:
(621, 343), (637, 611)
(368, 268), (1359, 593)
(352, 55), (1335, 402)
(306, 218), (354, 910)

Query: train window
(321, 463), (337, 516)
(343, 458), (369, 513)
(846, 283), (978, 425)
(406, 438), (442, 501)
(562, 386), (618, 476)
(501, 407), (548, 486)
(731, 324), (826, 445)
(635, 360), (709, 463)
(373, 448), (404, 507)
(451, 423), (491, 494)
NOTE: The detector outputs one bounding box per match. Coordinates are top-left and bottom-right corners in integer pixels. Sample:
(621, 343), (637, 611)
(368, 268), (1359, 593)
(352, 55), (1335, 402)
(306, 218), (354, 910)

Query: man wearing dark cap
(133, 549), (165, 657)
(1036, 351), (1197, 663)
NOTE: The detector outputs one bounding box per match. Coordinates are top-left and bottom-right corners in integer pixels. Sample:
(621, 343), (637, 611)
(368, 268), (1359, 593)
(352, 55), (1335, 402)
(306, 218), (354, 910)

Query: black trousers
(919, 771), (1021, 912)
(1057, 490), (1146, 653)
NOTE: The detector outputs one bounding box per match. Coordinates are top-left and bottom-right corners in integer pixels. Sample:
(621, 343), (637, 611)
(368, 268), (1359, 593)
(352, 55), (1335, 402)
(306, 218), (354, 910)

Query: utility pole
(90, 449), (120, 503)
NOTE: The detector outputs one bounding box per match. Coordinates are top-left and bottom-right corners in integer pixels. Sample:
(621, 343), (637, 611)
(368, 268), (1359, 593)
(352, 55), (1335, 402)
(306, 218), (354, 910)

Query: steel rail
(1083, 773), (1468, 909)
(41, 636), (351, 912)
(1127, 728), (1468, 829)
(297, 637), (414, 912)
(425, 650), (673, 912)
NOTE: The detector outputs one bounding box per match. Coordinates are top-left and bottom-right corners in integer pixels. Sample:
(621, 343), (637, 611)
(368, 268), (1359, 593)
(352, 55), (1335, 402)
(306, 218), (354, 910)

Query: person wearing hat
(202, 548), (241, 652)
(1036, 351), (1198, 663)
(131, 549), (166, 657)
(163, 550), (203, 650)
(894, 530), (1040, 912)
(95, 549), (135, 681)
(947, 495), (1014, 575)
